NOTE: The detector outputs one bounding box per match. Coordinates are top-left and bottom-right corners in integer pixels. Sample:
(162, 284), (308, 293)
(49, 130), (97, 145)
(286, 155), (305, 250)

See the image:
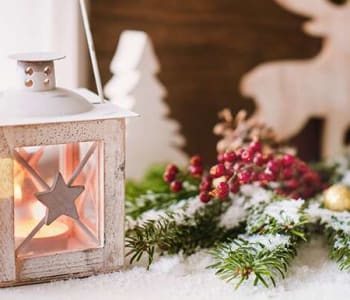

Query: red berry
(296, 161), (309, 174)
(190, 155), (203, 166)
(213, 182), (230, 200)
(235, 149), (244, 160)
(241, 150), (253, 163)
(225, 168), (234, 179)
(249, 141), (262, 153)
(266, 160), (280, 174)
(189, 165), (203, 178)
(303, 172), (319, 184)
(285, 179), (299, 190)
(217, 153), (225, 163)
(282, 168), (294, 179)
(217, 181), (229, 192)
(218, 190), (229, 200)
(259, 172), (275, 182)
(233, 162), (244, 172)
(199, 192), (212, 203)
(253, 153), (266, 166)
(229, 181), (240, 193)
(301, 188), (314, 198)
(166, 164), (179, 174)
(163, 171), (176, 183)
(282, 154), (295, 167)
(275, 188), (285, 196)
(250, 171), (259, 182)
(290, 193), (300, 200)
(200, 176), (212, 192)
(210, 163), (226, 178)
(238, 171), (251, 184)
(170, 180), (183, 192)
(223, 151), (236, 163)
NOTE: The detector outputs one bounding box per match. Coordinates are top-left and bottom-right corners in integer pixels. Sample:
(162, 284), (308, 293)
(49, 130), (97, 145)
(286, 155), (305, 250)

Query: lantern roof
(0, 52), (138, 127)
(9, 52), (66, 62)
(0, 88), (138, 127)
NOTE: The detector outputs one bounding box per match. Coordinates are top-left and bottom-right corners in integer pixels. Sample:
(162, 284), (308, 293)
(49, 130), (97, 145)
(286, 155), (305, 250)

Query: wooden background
(89, 0), (345, 164)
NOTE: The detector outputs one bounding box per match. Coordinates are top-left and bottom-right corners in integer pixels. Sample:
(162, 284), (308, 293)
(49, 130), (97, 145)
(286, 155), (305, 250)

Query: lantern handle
(79, 0), (105, 104)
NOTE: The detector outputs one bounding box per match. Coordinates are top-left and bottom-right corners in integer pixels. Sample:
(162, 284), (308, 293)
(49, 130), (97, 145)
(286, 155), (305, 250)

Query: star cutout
(35, 172), (85, 225)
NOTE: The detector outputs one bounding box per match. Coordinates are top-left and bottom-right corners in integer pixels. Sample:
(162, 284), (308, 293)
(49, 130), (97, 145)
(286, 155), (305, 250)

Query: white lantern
(0, 1), (137, 287)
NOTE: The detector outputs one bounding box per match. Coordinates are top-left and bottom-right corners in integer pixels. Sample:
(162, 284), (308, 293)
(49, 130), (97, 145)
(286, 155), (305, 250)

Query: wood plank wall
(91, 0), (325, 164)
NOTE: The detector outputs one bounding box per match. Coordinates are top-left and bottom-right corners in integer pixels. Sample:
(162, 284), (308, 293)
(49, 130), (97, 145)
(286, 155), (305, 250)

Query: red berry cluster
(163, 140), (323, 204)
(198, 141), (322, 203)
(163, 155), (204, 193)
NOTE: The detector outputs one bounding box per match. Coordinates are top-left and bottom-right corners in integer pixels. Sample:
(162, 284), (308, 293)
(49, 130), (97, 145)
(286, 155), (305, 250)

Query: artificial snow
(240, 233), (291, 251)
(2, 237), (350, 300)
(221, 234), (291, 253)
(219, 196), (246, 229)
(264, 199), (304, 224)
(127, 196), (204, 229)
(307, 200), (350, 234)
(240, 184), (273, 208)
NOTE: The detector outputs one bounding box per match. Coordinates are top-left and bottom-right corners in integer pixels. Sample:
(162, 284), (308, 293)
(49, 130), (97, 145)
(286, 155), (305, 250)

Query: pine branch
(210, 235), (297, 289)
(309, 203), (350, 271)
(327, 228), (350, 271)
(246, 199), (309, 240)
(210, 198), (309, 288)
(126, 198), (245, 268)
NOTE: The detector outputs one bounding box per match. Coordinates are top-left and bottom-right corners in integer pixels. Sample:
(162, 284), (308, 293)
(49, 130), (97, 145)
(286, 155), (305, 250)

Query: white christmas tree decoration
(105, 30), (188, 179)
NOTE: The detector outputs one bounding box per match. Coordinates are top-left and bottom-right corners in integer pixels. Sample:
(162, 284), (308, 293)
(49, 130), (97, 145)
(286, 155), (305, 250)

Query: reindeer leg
(322, 117), (347, 159)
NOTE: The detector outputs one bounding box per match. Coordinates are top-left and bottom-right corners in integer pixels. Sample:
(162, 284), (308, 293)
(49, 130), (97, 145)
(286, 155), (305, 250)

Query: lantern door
(13, 141), (104, 258)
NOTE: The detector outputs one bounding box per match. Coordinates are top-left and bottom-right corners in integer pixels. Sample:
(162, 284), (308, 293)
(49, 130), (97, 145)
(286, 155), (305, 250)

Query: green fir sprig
(210, 235), (297, 288)
(210, 198), (309, 288)
(126, 198), (245, 268)
(327, 228), (350, 271)
(311, 205), (350, 271)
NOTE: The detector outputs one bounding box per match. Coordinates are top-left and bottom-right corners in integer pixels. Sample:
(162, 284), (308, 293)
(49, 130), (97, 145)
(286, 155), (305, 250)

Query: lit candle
(15, 219), (70, 254)
(15, 201), (71, 255)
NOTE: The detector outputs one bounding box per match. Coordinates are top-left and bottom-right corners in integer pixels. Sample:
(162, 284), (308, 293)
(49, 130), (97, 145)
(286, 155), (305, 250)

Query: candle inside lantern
(14, 183), (71, 256)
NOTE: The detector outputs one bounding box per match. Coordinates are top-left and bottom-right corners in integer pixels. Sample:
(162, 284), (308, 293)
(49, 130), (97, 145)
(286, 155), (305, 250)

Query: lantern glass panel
(13, 141), (104, 258)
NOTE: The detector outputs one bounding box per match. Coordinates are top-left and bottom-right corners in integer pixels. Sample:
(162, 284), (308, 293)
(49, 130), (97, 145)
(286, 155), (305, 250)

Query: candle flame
(14, 183), (22, 202)
(31, 202), (46, 221)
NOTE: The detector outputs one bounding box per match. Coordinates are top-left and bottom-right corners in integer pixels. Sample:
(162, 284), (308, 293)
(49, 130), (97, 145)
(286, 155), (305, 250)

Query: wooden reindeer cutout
(240, 0), (350, 158)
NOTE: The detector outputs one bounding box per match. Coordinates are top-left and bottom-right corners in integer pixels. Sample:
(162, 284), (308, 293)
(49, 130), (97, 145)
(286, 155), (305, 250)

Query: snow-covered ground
(2, 237), (350, 300)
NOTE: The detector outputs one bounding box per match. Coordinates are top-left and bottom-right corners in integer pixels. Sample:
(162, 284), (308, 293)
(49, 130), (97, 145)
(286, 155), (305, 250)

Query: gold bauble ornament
(323, 184), (350, 211)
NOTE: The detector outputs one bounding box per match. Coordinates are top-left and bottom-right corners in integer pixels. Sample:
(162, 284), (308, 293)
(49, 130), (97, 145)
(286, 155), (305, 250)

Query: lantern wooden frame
(0, 90), (136, 287)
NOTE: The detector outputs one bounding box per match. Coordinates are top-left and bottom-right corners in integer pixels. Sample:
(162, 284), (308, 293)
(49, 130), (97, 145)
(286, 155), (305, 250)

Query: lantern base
(0, 264), (124, 288)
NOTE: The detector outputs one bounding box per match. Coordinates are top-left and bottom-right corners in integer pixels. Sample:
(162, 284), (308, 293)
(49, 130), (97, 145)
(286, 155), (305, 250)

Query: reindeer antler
(275, 0), (335, 17)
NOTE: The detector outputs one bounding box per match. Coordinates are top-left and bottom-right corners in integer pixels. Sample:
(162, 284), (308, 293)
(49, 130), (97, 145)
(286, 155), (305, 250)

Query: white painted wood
(109, 30), (160, 74)
(0, 130), (16, 282)
(0, 119), (125, 287)
(240, 0), (350, 158)
(105, 30), (188, 179)
(0, 0), (87, 91)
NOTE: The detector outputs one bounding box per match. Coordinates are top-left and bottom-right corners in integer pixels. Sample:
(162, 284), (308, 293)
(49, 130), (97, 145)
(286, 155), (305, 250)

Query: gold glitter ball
(323, 184), (350, 211)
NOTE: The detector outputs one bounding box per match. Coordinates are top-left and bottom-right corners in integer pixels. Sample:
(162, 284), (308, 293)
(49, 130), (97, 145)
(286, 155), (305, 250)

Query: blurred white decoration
(240, 0), (350, 158)
(105, 30), (188, 179)
(0, 0), (87, 91)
